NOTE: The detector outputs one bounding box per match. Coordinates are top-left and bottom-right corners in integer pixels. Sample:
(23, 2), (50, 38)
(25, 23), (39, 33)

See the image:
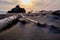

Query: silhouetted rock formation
(40, 10), (46, 12)
(52, 10), (60, 17)
(7, 5), (26, 13)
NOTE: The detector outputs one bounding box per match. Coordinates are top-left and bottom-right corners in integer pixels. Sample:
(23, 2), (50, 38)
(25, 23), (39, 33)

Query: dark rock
(54, 16), (59, 19)
(42, 14), (46, 16)
(37, 22), (47, 27)
(19, 18), (27, 24)
(28, 11), (31, 14)
(52, 10), (60, 17)
(40, 10), (46, 12)
(19, 20), (27, 24)
(7, 5), (26, 13)
(50, 25), (60, 33)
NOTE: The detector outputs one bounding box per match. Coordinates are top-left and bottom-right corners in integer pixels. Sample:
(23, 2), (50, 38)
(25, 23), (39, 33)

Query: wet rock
(54, 16), (59, 19)
(42, 14), (46, 16)
(19, 18), (27, 24)
(37, 22), (47, 27)
(50, 25), (60, 33)
(20, 20), (27, 24)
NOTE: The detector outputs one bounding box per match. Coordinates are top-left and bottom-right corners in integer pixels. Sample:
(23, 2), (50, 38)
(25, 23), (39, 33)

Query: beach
(0, 13), (60, 40)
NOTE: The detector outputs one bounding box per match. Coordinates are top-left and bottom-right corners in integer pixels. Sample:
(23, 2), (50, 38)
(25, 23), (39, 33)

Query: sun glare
(21, 0), (31, 5)
(18, 0), (33, 11)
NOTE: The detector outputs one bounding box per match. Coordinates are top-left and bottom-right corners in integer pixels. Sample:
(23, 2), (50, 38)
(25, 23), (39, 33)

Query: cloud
(30, 0), (60, 11)
(0, 0), (17, 11)
(0, 0), (60, 11)
(0, 0), (17, 4)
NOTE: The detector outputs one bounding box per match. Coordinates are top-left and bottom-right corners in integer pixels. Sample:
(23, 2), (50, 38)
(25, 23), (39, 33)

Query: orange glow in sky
(21, 0), (31, 5)
(18, 0), (33, 11)
(18, 0), (32, 5)
(0, 0), (60, 12)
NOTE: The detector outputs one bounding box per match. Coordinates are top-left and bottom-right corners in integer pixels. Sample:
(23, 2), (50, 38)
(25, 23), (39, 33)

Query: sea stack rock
(7, 5), (26, 13)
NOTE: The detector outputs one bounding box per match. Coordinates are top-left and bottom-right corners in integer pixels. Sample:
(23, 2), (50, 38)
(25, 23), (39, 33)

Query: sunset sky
(0, 0), (60, 12)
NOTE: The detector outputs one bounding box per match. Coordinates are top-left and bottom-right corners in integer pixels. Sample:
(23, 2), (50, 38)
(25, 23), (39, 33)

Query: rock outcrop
(52, 10), (60, 17)
(7, 5), (26, 13)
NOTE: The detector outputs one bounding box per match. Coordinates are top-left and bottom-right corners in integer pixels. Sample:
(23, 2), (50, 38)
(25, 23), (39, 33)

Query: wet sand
(0, 13), (60, 40)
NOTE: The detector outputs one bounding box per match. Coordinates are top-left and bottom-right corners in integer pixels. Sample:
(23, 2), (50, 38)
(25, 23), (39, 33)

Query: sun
(21, 0), (31, 5)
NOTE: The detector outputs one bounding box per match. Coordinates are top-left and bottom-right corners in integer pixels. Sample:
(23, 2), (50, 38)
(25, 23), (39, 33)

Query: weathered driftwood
(0, 15), (18, 30)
